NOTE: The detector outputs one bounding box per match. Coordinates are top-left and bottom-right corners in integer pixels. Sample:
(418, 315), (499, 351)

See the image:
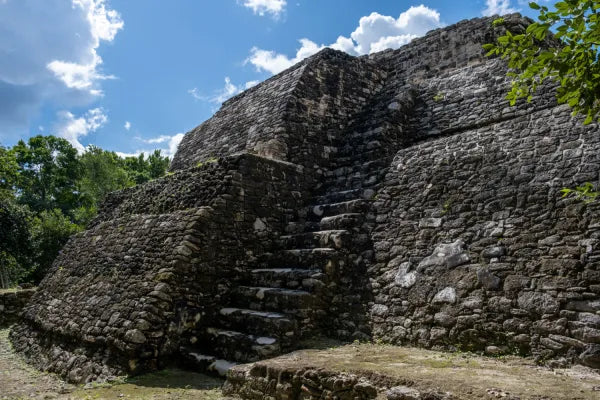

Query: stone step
(319, 213), (363, 230)
(179, 348), (237, 377)
(327, 129), (385, 146)
(249, 268), (327, 291)
(310, 199), (369, 220)
(217, 307), (297, 337)
(284, 221), (321, 234)
(277, 230), (351, 249)
(312, 189), (364, 204)
(331, 148), (386, 161)
(232, 286), (318, 316)
(259, 248), (340, 269)
(199, 327), (281, 363)
(325, 160), (387, 178)
(322, 172), (384, 190)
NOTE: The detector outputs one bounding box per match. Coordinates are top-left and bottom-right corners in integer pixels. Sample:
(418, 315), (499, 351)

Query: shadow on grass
(124, 368), (224, 390)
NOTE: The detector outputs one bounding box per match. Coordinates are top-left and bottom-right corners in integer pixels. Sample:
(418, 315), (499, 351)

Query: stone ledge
(0, 288), (36, 327)
(224, 343), (600, 399)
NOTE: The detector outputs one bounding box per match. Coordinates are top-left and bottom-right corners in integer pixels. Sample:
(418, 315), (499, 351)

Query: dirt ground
(0, 328), (225, 400)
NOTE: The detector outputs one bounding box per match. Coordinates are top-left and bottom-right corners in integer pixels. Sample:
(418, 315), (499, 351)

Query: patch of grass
(70, 369), (224, 400)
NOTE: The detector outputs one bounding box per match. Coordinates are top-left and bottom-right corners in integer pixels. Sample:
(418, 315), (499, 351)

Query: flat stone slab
(224, 343), (600, 399)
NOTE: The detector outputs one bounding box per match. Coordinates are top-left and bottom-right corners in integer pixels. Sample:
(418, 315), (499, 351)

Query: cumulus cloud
(124, 121), (131, 130)
(246, 5), (442, 75)
(0, 0), (122, 137)
(54, 107), (108, 152)
(189, 77), (260, 104)
(119, 133), (185, 158)
(241, 0), (286, 18)
(247, 39), (324, 75)
(482, 0), (518, 16)
(47, 0), (123, 94)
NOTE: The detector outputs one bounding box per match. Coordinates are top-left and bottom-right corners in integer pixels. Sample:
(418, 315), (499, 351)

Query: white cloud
(0, 0), (123, 138)
(246, 5), (443, 75)
(188, 87), (203, 100)
(247, 38), (324, 75)
(482, 0), (518, 16)
(188, 77), (260, 104)
(47, 0), (123, 95)
(120, 133), (185, 158)
(54, 107), (108, 152)
(124, 121), (131, 130)
(241, 0), (286, 18)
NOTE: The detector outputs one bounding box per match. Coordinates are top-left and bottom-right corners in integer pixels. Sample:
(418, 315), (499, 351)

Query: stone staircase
(179, 128), (391, 376)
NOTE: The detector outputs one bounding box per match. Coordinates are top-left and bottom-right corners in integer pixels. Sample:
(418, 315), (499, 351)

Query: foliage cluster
(486, 1), (600, 200)
(484, 1), (600, 124)
(0, 136), (170, 287)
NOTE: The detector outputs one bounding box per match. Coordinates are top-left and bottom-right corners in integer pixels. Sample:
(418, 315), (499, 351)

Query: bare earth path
(0, 328), (224, 400)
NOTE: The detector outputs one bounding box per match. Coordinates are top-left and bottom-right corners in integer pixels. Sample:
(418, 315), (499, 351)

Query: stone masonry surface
(11, 13), (600, 382)
(0, 289), (35, 327)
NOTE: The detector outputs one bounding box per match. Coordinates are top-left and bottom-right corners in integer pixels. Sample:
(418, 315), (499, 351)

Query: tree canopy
(484, 0), (600, 124)
(0, 137), (171, 287)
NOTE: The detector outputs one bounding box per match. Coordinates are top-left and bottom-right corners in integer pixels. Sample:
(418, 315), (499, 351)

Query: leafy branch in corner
(483, 1), (600, 124)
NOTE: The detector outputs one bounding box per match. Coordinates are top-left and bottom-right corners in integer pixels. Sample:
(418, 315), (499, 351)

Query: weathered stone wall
(170, 64), (306, 171)
(371, 101), (600, 367)
(0, 289), (35, 327)
(11, 154), (313, 382)
(171, 50), (388, 178)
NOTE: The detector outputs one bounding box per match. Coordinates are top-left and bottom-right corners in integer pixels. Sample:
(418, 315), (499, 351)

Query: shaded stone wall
(0, 289), (35, 327)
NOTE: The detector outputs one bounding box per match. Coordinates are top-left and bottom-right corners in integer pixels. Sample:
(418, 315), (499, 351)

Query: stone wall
(370, 104), (600, 367)
(0, 289), (35, 327)
(11, 154), (313, 382)
(171, 49), (388, 178)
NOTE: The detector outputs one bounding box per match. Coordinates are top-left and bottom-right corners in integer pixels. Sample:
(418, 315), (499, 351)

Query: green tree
(76, 145), (132, 224)
(0, 146), (19, 199)
(122, 150), (170, 184)
(13, 136), (81, 214)
(0, 198), (32, 287)
(28, 209), (81, 284)
(484, 1), (600, 124)
(147, 149), (171, 179)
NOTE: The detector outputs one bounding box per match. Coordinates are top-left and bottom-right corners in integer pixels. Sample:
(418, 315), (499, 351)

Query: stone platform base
(0, 288), (35, 327)
(223, 343), (600, 400)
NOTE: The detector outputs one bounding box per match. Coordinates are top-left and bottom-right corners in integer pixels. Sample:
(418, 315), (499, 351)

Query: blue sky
(0, 0), (543, 157)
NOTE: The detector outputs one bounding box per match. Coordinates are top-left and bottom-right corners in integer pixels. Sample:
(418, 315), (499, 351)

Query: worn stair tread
(205, 327), (279, 345)
(257, 247), (341, 269)
(180, 348), (237, 377)
(248, 268), (327, 291)
(217, 307), (297, 337)
(201, 327), (282, 362)
(311, 189), (363, 203)
(311, 199), (368, 219)
(276, 230), (351, 250)
(319, 213), (364, 230)
(279, 247), (337, 255)
(236, 286), (312, 297)
(232, 286), (317, 312)
(278, 230), (348, 240)
(220, 307), (290, 321)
